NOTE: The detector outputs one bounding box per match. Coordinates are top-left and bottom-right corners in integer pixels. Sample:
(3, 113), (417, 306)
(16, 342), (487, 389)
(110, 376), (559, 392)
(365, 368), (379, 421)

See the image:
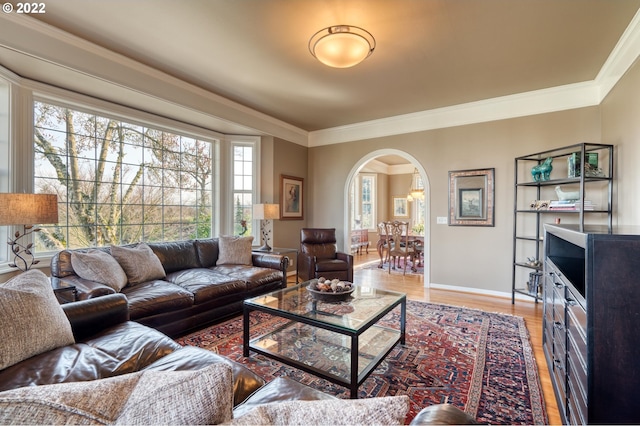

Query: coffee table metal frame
(243, 282), (406, 398)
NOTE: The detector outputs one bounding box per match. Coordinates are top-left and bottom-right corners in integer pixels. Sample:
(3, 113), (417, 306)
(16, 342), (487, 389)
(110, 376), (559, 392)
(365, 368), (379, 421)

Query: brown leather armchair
(298, 228), (354, 282)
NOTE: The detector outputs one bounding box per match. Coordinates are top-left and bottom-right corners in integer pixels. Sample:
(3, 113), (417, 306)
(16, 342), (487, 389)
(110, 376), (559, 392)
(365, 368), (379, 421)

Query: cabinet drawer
(568, 379), (587, 426)
(566, 301), (587, 343)
(567, 331), (587, 397)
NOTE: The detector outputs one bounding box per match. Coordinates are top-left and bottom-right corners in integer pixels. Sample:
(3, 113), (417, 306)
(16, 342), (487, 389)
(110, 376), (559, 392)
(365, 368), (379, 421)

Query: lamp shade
(0, 193), (58, 225)
(309, 25), (375, 68)
(253, 203), (280, 220)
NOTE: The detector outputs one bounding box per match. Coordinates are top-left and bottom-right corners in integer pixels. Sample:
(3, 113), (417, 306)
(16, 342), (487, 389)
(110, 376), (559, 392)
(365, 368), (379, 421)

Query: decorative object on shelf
(406, 168), (424, 201)
(527, 271), (542, 296)
(308, 25), (375, 68)
(526, 257), (542, 268)
(554, 185), (580, 201)
(531, 157), (553, 182)
(449, 168), (495, 226)
(529, 200), (550, 210)
(252, 203), (280, 252)
(392, 196), (408, 218)
(568, 152), (602, 178)
(0, 193), (58, 271)
(280, 175), (304, 220)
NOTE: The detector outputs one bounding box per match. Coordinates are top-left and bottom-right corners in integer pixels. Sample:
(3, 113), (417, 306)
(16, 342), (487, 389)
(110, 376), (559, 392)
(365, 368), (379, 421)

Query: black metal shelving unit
(511, 143), (613, 303)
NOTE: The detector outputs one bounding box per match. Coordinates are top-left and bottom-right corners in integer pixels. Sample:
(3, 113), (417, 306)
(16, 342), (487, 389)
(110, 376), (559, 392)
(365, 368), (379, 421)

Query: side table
(252, 247), (299, 283)
(50, 277), (78, 304)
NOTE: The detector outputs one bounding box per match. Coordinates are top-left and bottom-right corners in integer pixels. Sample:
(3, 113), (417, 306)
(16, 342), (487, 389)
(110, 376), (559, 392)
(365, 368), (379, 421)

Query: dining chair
(377, 221), (391, 267)
(385, 220), (415, 275)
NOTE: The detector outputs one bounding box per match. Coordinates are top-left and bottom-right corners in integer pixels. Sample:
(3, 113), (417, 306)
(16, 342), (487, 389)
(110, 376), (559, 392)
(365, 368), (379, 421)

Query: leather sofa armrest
(62, 293), (129, 341)
(53, 275), (116, 300)
(252, 253), (289, 287)
(297, 252), (316, 282)
(336, 252), (354, 282)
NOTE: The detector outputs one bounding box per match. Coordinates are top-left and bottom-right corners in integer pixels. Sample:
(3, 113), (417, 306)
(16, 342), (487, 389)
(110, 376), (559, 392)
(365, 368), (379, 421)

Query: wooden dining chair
(377, 221), (391, 266)
(385, 221), (415, 275)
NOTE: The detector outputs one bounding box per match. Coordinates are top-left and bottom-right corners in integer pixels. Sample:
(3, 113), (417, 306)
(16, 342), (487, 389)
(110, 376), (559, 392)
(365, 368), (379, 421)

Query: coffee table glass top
(244, 280), (405, 333)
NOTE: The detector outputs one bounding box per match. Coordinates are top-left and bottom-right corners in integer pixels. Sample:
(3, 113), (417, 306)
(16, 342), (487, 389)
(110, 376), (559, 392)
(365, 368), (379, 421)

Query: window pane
(33, 101), (215, 251)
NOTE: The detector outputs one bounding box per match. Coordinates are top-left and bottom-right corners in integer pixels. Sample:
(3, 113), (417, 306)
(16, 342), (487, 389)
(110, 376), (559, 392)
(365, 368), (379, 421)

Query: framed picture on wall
(448, 168), (495, 226)
(280, 175), (303, 220)
(392, 196), (409, 218)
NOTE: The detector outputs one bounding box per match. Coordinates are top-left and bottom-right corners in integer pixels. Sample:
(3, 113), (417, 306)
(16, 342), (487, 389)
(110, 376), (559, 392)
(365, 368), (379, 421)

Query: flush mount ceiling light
(309, 25), (376, 68)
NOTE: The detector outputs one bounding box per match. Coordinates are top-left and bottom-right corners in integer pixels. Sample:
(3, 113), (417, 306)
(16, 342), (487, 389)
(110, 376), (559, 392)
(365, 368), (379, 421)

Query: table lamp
(0, 193), (58, 271)
(252, 203), (279, 252)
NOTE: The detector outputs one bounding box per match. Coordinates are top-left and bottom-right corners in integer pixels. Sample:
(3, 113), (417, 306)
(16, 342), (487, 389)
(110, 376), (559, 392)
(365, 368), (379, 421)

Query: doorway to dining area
(344, 149), (430, 284)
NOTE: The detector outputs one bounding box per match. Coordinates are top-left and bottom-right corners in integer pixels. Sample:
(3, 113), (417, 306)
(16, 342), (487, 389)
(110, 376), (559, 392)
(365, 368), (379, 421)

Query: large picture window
(33, 101), (215, 251)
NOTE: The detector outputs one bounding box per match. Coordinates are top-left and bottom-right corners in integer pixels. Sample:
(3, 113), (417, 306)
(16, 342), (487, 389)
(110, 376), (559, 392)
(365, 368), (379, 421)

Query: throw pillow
(110, 243), (166, 286)
(217, 235), (254, 265)
(0, 269), (75, 370)
(229, 395), (410, 425)
(70, 250), (128, 292)
(0, 362), (234, 425)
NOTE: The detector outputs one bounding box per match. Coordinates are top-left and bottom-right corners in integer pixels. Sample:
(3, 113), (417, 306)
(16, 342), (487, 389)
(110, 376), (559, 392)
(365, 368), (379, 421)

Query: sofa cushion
(218, 235), (253, 265)
(70, 249), (128, 292)
(0, 269), (75, 370)
(212, 265), (283, 291)
(121, 281), (194, 319)
(230, 395), (410, 425)
(0, 321), (182, 392)
(194, 238), (219, 268)
(0, 362), (234, 425)
(110, 243), (166, 285)
(148, 240), (199, 273)
(166, 268), (247, 303)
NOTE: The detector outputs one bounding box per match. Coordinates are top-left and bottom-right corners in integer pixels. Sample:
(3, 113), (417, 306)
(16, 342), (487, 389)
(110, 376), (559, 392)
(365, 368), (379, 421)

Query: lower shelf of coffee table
(249, 320), (401, 384)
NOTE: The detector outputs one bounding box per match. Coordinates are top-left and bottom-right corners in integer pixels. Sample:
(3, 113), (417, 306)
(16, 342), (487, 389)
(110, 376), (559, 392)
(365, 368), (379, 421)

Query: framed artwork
(280, 175), (303, 220)
(449, 168), (495, 226)
(392, 196), (409, 218)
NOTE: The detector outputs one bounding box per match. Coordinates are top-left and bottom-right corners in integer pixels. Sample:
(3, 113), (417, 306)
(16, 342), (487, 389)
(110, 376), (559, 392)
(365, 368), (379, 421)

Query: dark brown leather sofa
(0, 294), (476, 424)
(50, 239), (288, 337)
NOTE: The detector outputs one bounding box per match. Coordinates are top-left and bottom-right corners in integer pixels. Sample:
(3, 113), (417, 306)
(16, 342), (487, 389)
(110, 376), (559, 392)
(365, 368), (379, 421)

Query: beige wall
(305, 107), (603, 293)
(601, 59), (640, 225)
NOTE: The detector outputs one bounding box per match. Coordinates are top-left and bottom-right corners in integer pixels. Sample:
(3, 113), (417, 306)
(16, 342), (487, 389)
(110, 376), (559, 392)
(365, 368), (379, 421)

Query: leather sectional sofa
(49, 238), (289, 337)
(0, 291), (476, 424)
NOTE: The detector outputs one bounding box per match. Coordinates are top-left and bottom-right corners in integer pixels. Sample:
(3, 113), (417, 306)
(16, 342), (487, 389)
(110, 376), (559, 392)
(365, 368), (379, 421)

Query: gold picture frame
(448, 168), (495, 226)
(280, 175), (303, 220)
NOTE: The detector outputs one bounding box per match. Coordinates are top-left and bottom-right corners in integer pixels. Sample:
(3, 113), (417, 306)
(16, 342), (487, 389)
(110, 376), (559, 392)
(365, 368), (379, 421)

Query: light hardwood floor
(292, 251), (561, 425)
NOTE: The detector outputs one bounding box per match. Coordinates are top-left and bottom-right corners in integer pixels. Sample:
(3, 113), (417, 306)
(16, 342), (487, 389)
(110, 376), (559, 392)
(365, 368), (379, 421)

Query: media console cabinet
(543, 224), (640, 424)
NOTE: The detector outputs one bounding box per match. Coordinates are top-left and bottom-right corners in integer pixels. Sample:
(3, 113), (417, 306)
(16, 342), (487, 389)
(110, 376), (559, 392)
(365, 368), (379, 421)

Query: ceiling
(5, 0), (638, 134)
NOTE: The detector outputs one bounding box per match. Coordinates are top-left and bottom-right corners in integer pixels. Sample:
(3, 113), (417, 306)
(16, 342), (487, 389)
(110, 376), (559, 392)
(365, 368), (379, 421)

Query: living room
(2, 1), (640, 424)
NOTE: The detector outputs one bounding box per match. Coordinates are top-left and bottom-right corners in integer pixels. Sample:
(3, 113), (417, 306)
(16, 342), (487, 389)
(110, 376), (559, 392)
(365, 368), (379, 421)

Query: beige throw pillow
(0, 269), (75, 370)
(229, 395), (410, 425)
(110, 243), (166, 286)
(217, 236), (254, 265)
(0, 363), (234, 425)
(71, 250), (128, 292)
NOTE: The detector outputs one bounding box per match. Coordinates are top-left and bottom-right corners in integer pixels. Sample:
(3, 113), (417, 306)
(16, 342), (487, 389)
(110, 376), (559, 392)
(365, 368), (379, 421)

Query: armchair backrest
(300, 228), (338, 259)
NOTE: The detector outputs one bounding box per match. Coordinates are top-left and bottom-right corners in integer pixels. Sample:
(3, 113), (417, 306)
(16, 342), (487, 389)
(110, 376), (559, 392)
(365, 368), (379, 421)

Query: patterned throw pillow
(71, 250), (128, 292)
(228, 395), (410, 425)
(0, 363), (234, 425)
(217, 236), (254, 265)
(110, 243), (166, 286)
(0, 269), (75, 370)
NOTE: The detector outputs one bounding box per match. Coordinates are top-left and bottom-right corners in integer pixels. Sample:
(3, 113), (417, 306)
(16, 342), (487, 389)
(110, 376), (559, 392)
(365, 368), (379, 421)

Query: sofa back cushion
(147, 240), (199, 273)
(0, 270), (75, 370)
(217, 236), (254, 265)
(194, 238), (220, 268)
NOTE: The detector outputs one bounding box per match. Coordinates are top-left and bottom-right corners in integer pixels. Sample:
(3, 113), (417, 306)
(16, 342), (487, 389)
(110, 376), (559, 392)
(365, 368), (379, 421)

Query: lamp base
(254, 243), (272, 252)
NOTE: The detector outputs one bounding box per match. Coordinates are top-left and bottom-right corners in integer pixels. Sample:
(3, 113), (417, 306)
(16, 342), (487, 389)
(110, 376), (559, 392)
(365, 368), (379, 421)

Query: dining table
(376, 233), (424, 270)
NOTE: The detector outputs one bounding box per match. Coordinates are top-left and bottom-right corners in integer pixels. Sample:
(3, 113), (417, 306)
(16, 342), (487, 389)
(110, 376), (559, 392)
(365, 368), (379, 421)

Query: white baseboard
(428, 282), (539, 302)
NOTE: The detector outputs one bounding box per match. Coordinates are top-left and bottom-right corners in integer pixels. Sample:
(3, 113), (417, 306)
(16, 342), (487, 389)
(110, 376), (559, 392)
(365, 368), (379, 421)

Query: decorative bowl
(306, 281), (355, 302)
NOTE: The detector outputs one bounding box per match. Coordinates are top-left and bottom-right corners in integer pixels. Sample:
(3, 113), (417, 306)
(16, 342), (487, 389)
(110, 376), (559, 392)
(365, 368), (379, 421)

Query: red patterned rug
(177, 300), (546, 425)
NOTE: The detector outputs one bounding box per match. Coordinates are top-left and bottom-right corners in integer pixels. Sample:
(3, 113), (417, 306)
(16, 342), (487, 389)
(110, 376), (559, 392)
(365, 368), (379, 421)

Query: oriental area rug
(177, 300), (547, 425)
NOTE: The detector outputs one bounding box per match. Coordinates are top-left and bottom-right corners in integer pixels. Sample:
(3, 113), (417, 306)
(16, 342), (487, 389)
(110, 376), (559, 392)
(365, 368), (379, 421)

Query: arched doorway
(344, 149), (430, 286)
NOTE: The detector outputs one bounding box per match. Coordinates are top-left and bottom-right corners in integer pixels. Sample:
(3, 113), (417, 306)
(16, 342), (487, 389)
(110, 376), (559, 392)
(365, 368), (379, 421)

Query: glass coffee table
(243, 280), (406, 398)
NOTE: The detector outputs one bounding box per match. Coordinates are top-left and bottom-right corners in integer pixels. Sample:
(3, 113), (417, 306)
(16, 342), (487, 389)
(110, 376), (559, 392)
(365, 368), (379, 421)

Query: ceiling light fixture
(309, 25), (376, 68)
(406, 168), (424, 202)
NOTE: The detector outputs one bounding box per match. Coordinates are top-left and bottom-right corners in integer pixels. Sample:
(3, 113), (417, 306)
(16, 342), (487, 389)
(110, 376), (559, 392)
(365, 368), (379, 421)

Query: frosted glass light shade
(309, 25), (375, 68)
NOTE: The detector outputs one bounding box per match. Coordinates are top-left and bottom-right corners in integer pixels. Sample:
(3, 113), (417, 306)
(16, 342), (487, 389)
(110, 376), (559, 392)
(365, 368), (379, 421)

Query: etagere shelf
(511, 143), (613, 303)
